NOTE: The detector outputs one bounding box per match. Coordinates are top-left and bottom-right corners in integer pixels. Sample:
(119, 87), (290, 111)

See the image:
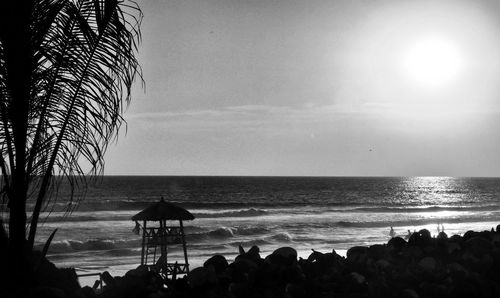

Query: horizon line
(96, 174), (500, 178)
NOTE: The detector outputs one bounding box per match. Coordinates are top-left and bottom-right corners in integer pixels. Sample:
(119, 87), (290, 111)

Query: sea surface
(32, 176), (500, 284)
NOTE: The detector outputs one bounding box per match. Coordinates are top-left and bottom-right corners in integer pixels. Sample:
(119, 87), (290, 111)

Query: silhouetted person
(132, 221), (140, 235)
(405, 229), (412, 240)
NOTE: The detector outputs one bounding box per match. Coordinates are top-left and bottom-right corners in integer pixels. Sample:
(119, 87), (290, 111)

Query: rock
(306, 249), (343, 274)
(204, 255), (228, 274)
(125, 265), (149, 278)
(448, 262), (469, 279)
(265, 247), (297, 266)
(403, 246), (423, 260)
(82, 227), (500, 298)
(368, 244), (388, 260)
(285, 283), (307, 298)
(449, 234), (463, 243)
(347, 246), (368, 263)
(80, 286), (97, 298)
(465, 236), (493, 257)
(272, 246), (297, 260)
(283, 265), (306, 283)
(323, 251), (343, 266)
(463, 230), (477, 241)
(149, 290), (168, 298)
(419, 229), (431, 238)
(387, 236), (407, 252)
(418, 257), (436, 271)
(228, 281), (250, 297)
(480, 253), (494, 270)
(375, 259), (391, 270)
(408, 229), (432, 247)
(33, 287), (66, 298)
(187, 267), (215, 288)
(229, 258), (257, 274)
(419, 282), (447, 297)
(447, 242), (461, 254)
(348, 272), (366, 285)
(32, 253), (81, 296)
(491, 234), (500, 246)
(461, 251), (480, 267)
(400, 288), (419, 298)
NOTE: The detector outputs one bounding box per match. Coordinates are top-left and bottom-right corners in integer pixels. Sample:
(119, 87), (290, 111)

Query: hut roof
(131, 198), (195, 221)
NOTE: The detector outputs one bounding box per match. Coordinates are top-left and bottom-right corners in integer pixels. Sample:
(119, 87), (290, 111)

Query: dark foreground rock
(1, 250), (87, 298)
(9, 227), (500, 297)
(91, 226), (500, 298)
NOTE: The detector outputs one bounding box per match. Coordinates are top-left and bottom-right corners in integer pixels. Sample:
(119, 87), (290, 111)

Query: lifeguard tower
(132, 198), (195, 277)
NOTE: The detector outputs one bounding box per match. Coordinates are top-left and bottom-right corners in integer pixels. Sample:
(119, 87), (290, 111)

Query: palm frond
(0, 0), (142, 249)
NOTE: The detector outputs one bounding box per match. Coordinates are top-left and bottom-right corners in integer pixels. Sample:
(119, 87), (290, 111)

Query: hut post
(141, 220), (147, 265)
(180, 219), (189, 272)
(161, 219), (167, 264)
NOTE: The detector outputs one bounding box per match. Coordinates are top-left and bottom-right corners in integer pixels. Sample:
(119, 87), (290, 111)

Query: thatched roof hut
(131, 197), (194, 276)
(132, 197), (195, 221)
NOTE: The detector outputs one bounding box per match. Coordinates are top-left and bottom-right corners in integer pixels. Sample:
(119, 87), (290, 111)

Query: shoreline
(67, 221), (500, 286)
(67, 225), (500, 297)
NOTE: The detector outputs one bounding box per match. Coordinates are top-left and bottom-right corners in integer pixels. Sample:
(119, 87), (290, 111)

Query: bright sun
(401, 37), (464, 87)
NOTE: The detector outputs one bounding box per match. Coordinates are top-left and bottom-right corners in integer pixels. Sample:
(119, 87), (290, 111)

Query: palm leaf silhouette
(0, 0), (142, 267)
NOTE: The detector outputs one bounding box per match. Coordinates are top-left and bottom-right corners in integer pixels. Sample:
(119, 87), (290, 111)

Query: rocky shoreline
(28, 226), (500, 297)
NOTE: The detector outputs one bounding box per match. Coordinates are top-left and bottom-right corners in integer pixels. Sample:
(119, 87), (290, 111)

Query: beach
(32, 176), (500, 286)
(44, 226), (500, 298)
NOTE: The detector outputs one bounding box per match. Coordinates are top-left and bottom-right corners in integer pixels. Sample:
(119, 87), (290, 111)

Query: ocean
(33, 176), (500, 285)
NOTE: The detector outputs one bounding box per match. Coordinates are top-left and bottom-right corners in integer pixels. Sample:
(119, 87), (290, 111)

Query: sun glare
(401, 37), (464, 87)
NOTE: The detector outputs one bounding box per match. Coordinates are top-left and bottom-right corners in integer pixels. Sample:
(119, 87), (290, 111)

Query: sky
(105, 0), (500, 176)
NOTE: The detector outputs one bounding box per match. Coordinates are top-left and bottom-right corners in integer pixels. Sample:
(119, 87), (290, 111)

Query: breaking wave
(41, 238), (141, 254)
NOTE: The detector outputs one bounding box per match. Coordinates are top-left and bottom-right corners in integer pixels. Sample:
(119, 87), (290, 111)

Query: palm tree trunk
(1, 1), (34, 287)
(8, 176), (28, 277)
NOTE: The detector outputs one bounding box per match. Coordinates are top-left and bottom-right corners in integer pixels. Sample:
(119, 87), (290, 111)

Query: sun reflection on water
(397, 176), (475, 206)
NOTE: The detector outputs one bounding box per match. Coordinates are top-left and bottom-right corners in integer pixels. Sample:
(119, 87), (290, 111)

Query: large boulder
(187, 267), (216, 288)
(387, 237), (407, 252)
(32, 252), (81, 297)
(368, 244), (388, 260)
(409, 229), (432, 247)
(272, 247), (297, 260)
(347, 246), (368, 263)
(204, 255), (228, 274)
(265, 247), (297, 266)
